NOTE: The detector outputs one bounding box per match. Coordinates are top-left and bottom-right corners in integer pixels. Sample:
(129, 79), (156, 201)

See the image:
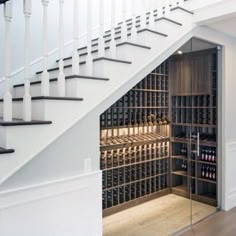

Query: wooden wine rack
(100, 61), (171, 216)
(170, 49), (218, 206)
(100, 48), (218, 216)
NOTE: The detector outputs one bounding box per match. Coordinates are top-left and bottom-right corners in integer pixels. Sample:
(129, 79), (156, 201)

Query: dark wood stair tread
(0, 118), (52, 126)
(0, 147), (14, 154)
(58, 42), (150, 61)
(0, 96), (84, 102)
(171, 6), (194, 15)
(36, 57), (132, 74)
(14, 75), (109, 88)
(155, 17), (183, 26)
(137, 28), (168, 37)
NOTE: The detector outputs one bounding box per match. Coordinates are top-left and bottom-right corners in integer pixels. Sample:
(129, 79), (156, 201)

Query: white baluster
(86, 0), (93, 75)
(177, 0), (184, 7)
(72, 0), (79, 75)
(98, 0), (105, 57)
(23, 0), (32, 121)
(41, 0), (50, 96)
(3, 1), (12, 121)
(121, 0), (127, 42)
(164, 0), (171, 17)
(148, 0), (155, 28)
(57, 0), (65, 96)
(141, 0), (147, 29)
(110, 0), (116, 58)
(131, 0), (137, 41)
(161, 0), (166, 17)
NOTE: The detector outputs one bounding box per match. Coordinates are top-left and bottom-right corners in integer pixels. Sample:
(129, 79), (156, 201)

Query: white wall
(0, 112), (100, 191)
(0, 171), (102, 236)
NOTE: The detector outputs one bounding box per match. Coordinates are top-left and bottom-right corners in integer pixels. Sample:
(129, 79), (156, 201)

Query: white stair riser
(106, 44), (151, 62)
(152, 20), (180, 35)
(136, 32), (165, 50)
(0, 99), (83, 121)
(13, 77), (107, 98)
(36, 57), (132, 80)
(169, 10), (193, 25)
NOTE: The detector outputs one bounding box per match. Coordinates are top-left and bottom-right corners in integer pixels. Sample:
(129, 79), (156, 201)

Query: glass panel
(189, 38), (218, 226)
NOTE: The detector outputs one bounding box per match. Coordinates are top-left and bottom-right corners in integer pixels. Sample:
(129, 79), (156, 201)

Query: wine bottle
(208, 149), (212, 162)
(205, 149), (209, 162)
(212, 167), (216, 180)
(212, 150), (216, 163)
(201, 149), (205, 161)
(205, 165), (209, 179)
(209, 167), (212, 179)
(201, 165), (205, 178)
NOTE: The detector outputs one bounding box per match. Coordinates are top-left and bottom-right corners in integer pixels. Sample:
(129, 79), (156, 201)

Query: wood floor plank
(180, 208), (236, 236)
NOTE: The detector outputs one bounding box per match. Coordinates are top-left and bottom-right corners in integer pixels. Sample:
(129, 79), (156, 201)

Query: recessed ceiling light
(177, 50), (183, 55)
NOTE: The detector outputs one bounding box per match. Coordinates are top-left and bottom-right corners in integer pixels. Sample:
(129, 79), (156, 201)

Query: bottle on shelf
(212, 149), (216, 163)
(205, 165), (209, 179)
(205, 149), (209, 162)
(212, 167), (216, 180)
(201, 164), (205, 178)
(201, 148), (205, 161)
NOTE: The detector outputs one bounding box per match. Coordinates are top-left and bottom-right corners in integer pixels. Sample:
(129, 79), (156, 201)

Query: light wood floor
(103, 194), (216, 236)
(179, 207), (236, 236)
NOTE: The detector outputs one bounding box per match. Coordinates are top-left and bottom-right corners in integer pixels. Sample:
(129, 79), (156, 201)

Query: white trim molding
(0, 170), (101, 210)
(224, 142), (236, 210)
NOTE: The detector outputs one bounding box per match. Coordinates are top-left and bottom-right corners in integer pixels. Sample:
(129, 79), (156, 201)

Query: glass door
(190, 38), (219, 226)
(170, 39), (193, 233)
(170, 37), (219, 233)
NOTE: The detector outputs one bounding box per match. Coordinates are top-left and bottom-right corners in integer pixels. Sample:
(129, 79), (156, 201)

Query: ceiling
(175, 38), (217, 55)
(208, 16), (236, 39)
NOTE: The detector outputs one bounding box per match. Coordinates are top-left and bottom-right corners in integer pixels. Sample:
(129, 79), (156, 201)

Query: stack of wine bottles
(201, 147), (216, 163)
(201, 165), (216, 181)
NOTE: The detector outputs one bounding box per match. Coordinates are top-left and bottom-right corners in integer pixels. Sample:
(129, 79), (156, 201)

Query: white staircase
(0, 0), (197, 188)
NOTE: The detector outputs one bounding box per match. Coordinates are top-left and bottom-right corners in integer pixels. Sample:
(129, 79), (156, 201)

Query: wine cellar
(100, 45), (218, 216)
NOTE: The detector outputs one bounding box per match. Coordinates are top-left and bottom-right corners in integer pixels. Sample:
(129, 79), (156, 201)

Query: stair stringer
(0, 26), (203, 190)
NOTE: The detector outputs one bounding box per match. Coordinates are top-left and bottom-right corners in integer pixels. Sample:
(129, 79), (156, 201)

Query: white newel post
(23, 0), (32, 121)
(57, 0), (65, 96)
(86, 0), (93, 75)
(98, 0), (105, 57)
(121, 0), (127, 42)
(72, 0), (79, 75)
(131, 0), (137, 41)
(41, 0), (50, 96)
(110, 0), (116, 58)
(3, 1), (12, 122)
